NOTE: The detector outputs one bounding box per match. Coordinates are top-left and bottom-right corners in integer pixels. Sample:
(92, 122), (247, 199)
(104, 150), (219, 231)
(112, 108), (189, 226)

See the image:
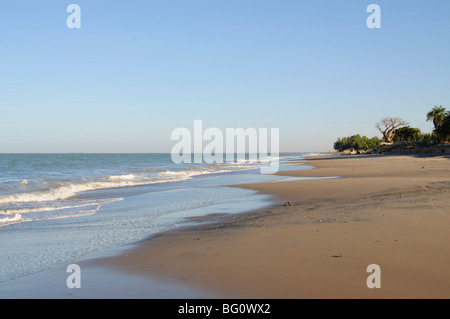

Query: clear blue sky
(1, 0), (449, 153)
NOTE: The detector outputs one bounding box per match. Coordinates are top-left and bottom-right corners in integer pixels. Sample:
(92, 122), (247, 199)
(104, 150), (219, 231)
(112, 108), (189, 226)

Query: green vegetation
(427, 105), (448, 130)
(333, 105), (449, 153)
(333, 135), (380, 152)
(393, 126), (424, 142)
(435, 113), (450, 142)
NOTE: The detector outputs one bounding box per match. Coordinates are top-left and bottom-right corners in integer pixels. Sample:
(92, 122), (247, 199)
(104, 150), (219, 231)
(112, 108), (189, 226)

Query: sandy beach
(98, 154), (450, 299)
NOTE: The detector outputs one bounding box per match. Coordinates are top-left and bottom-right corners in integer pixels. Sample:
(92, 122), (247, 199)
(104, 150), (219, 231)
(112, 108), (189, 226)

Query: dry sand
(99, 154), (450, 299)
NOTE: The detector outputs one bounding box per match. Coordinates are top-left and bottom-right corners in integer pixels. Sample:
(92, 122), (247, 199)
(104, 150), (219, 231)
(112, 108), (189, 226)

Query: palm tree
(435, 113), (450, 142)
(426, 105), (448, 129)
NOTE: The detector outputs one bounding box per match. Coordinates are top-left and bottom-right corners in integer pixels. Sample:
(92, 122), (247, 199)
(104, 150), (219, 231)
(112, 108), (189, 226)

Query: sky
(1, 0), (449, 153)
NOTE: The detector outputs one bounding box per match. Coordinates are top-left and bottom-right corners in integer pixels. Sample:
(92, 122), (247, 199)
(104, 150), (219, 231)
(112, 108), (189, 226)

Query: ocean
(0, 153), (315, 294)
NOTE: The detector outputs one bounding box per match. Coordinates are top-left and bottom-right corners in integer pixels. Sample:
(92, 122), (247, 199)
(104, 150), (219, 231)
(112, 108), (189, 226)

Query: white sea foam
(160, 169), (226, 177)
(0, 214), (23, 226)
(107, 174), (136, 180)
(0, 180), (145, 205)
(0, 169), (207, 205)
(0, 198), (124, 227)
(0, 159), (268, 207)
(1, 198), (123, 215)
(0, 209), (98, 227)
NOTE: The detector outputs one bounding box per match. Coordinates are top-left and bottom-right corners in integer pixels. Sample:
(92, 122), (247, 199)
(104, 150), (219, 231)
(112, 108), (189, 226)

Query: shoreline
(96, 153), (450, 298)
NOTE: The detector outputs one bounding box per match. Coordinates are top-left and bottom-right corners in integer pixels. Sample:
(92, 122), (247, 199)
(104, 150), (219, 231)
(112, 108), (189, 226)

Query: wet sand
(98, 154), (450, 298)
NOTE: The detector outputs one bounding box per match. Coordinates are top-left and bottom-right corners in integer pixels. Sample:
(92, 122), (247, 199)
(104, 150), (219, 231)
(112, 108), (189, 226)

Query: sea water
(0, 153), (315, 290)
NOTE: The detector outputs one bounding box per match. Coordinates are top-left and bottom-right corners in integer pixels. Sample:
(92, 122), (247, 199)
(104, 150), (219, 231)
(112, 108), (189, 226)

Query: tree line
(334, 106), (450, 152)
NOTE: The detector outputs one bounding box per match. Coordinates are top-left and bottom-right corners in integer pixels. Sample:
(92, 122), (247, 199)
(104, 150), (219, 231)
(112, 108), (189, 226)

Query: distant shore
(98, 153), (450, 298)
